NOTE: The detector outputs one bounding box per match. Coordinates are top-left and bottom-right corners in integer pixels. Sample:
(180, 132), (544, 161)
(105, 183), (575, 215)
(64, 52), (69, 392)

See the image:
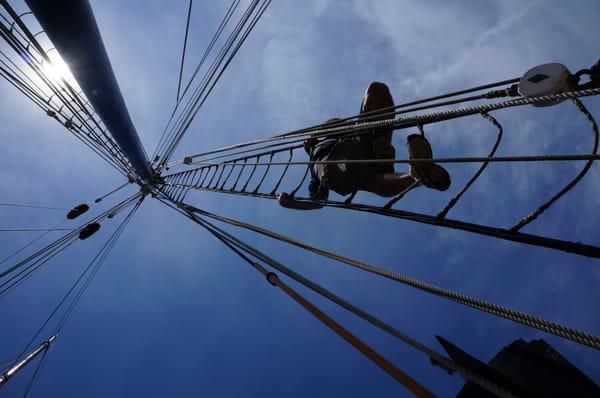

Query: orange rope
(252, 262), (435, 398)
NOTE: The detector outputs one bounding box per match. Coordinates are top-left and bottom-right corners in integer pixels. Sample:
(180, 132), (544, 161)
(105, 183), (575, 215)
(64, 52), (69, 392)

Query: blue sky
(1, 0), (600, 397)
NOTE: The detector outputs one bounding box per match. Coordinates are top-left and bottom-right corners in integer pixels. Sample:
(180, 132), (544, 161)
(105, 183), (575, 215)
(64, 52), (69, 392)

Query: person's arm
(277, 192), (324, 210)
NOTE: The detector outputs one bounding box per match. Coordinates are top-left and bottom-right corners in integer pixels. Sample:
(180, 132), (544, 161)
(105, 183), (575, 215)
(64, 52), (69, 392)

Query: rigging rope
(0, 202), (66, 210)
(156, 0), (272, 164)
(175, 0), (193, 103)
(161, 92), (600, 258)
(153, 0), (242, 162)
(182, 153), (600, 167)
(177, 0), (242, 105)
(3, 195), (144, 396)
(21, 346), (49, 398)
(0, 2), (138, 177)
(181, 204), (600, 350)
(213, 230), (436, 398)
(161, 163), (600, 259)
(175, 78), (520, 164)
(0, 229), (77, 281)
(159, 197), (516, 398)
(173, 87), (600, 166)
(0, 228), (72, 232)
(437, 112), (503, 219)
(94, 181), (131, 203)
(154, 0), (258, 161)
(0, 221), (65, 268)
(510, 98), (598, 231)
(256, 266), (435, 396)
(54, 198), (143, 333)
(0, 194), (141, 299)
(2, 1), (598, 391)
(0, 59), (132, 176)
(6, 196), (143, 375)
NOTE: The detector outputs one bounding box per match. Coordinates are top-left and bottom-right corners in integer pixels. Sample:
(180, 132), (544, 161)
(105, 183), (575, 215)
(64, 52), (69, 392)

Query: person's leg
(360, 82), (395, 121)
(360, 82), (395, 145)
(363, 172), (417, 197)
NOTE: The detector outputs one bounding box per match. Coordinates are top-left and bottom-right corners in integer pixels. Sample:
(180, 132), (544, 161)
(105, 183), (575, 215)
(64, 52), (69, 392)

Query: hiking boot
(409, 163), (451, 191)
(407, 134), (451, 191)
(407, 134), (432, 168)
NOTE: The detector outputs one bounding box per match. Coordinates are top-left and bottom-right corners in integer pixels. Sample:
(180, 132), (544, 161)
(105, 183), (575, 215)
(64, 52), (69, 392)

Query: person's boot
(407, 134), (451, 191)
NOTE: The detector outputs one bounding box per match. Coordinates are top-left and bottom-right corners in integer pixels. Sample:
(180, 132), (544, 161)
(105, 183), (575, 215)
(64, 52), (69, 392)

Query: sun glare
(42, 52), (73, 82)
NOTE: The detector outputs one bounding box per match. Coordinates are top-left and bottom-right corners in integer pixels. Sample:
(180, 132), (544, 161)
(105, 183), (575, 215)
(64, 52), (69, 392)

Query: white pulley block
(518, 63), (572, 107)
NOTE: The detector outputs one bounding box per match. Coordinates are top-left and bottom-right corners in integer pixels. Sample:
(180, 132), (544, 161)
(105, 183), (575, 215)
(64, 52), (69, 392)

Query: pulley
(518, 63), (572, 107)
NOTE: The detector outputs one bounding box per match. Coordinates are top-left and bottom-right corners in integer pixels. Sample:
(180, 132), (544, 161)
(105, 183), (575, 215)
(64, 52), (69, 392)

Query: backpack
(311, 139), (359, 196)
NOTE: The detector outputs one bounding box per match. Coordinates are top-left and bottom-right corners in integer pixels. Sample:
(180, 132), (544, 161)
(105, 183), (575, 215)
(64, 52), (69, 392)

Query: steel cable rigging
(158, 197), (518, 398)
(1, 0), (599, 394)
(171, 78), (522, 166)
(0, 1), (138, 177)
(0, 194), (141, 298)
(154, 0), (272, 165)
(0, 220), (67, 268)
(149, 59), (600, 391)
(155, 0), (264, 161)
(0, 196), (143, 393)
(179, 203), (600, 350)
(0, 202), (66, 211)
(152, 0), (242, 162)
(159, 89), (600, 258)
(175, 0), (193, 104)
(172, 87), (600, 167)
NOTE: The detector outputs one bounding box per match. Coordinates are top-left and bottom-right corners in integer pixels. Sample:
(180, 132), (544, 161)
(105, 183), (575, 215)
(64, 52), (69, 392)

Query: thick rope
(511, 98), (599, 231)
(182, 153), (600, 168)
(183, 205), (600, 350)
(175, 88), (600, 166)
(161, 200), (516, 398)
(437, 112), (503, 219)
(193, 217), (436, 397)
(259, 264), (436, 398)
(158, 179), (600, 259)
(174, 80), (520, 164)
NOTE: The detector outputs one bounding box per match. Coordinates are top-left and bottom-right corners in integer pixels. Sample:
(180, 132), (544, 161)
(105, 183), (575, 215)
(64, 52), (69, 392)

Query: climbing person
(278, 82), (451, 210)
